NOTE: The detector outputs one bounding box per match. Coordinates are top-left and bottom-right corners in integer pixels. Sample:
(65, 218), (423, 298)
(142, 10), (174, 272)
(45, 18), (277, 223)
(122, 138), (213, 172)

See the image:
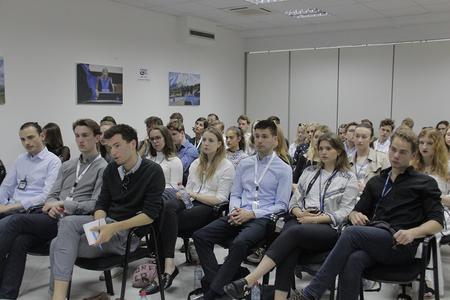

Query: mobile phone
(307, 207), (319, 214)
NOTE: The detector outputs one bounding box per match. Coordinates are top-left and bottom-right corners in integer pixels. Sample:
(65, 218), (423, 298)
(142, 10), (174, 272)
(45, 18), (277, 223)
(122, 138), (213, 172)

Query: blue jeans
(303, 226), (417, 300)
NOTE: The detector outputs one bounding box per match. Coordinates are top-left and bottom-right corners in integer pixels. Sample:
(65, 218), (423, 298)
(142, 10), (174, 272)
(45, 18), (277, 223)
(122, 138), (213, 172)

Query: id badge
(18, 179), (27, 191)
(252, 200), (259, 211)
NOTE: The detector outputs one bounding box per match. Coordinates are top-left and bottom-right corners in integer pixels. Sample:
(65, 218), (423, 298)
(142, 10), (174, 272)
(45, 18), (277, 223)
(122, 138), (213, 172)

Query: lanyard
(195, 137), (202, 149)
(318, 169), (338, 212)
(68, 155), (101, 198)
(253, 152), (276, 203)
(380, 171), (392, 199)
(354, 154), (369, 180)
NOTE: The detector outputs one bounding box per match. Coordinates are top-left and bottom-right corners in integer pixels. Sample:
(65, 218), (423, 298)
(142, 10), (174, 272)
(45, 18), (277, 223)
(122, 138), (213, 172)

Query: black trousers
(0, 213), (58, 299)
(161, 197), (214, 260)
(265, 218), (339, 292)
(193, 216), (270, 296)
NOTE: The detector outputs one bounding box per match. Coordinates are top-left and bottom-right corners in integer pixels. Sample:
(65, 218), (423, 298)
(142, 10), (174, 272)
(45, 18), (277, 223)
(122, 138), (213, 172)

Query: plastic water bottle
(194, 265), (203, 290)
(179, 188), (193, 209)
(251, 283), (260, 300)
(138, 290), (148, 299)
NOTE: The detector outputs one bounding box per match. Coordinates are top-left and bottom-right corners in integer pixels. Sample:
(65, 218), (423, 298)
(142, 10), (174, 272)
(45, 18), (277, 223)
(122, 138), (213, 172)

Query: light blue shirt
(0, 147), (62, 209)
(229, 152), (292, 218)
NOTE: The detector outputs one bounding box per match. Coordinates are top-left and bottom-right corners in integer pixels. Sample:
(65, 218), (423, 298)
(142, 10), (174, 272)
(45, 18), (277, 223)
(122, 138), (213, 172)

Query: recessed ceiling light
(245, 0), (288, 4)
(285, 8), (328, 18)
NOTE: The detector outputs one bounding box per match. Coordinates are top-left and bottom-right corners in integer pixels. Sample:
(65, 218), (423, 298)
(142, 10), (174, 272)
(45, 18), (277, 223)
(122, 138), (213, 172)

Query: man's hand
(228, 208), (255, 225)
(297, 215), (319, 224)
(393, 229), (415, 245)
(43, 201), (64, 218)
(349, 211), (369, 226)
(92, 223), (120, 245)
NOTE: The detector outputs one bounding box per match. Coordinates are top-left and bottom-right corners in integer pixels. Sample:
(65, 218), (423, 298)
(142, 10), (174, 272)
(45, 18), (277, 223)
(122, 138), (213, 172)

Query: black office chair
(68, 221), (165, 300)
(178, 201), (229, 263)
(359, 235), (439, 300)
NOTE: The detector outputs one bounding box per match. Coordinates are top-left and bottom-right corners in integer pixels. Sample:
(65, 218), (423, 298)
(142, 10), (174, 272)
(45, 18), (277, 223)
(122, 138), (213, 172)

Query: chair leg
(104, 270), (114, 296)
(359, 280), (364, 300)
(432, 240), (440, 300)
(67, 280), (72, 300)
(118, 262), (129, 300)
(184, 238), (192, 263)
(151, 226), (165, 300)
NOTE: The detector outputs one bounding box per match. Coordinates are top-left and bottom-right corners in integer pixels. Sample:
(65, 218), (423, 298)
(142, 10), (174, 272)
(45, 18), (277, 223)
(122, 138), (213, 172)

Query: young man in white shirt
(373, 118), (395, 153)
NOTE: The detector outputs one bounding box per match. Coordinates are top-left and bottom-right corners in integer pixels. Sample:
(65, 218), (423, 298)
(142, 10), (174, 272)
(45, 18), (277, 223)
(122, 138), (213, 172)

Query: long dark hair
(317, 132), (350, 172)
(43, 123), (64, 150)
(149, 126), (176, 159)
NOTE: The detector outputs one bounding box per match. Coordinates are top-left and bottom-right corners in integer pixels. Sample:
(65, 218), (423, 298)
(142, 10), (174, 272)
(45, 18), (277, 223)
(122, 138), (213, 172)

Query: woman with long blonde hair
(143, 127), (235, 295)
(411, 127), (449, 297)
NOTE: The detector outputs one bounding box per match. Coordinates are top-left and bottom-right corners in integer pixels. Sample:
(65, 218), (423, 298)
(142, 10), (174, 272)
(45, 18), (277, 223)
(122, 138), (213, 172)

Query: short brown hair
(401, 117), (414, 129)
(391, 127), (418, 153)
(167, 119), (185, 132)
(379, 118), (395, 131)
(237, 115), (250, 124)
(72, 119), (101, 135)
(170, 112), (183, 123)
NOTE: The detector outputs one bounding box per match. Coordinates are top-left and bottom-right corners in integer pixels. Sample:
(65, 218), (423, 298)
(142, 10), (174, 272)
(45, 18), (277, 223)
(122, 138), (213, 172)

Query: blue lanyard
(380, 171), (392, 200)
(318, 169), (338, 212)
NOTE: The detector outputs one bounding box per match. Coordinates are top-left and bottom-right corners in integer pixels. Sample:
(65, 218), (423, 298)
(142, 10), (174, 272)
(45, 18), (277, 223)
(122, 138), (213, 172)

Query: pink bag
(132, 259), (157, 288)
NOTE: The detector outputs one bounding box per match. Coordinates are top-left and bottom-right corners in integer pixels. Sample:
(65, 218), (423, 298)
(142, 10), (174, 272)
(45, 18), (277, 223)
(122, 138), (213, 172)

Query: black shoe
(223, 278), (251, 299)
(162, 266), (179, 289)
(140, 280), (159, 295)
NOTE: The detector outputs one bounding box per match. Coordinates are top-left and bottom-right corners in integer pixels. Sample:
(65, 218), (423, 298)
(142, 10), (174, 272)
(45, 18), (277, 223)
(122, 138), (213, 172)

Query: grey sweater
(46, 154), (107, 215)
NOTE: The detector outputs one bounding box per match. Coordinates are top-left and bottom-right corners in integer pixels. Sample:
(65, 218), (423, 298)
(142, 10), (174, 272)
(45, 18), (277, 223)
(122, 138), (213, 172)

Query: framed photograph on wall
(0, 57), (5, 105)
(169, 72), (200, 106)
(76, 63), (123, 104)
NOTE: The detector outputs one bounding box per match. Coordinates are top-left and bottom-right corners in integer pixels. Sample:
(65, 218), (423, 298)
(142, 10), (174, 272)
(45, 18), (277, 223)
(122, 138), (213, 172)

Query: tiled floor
(17, 240), (450, 299)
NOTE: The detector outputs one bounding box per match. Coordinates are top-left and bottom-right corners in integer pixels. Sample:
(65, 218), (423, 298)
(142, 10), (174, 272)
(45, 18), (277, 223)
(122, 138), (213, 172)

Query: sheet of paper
(83, 218), (106, 246)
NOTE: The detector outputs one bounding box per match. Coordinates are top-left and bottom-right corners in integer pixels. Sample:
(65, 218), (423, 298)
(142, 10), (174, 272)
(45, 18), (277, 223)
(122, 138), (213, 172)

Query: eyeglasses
(150, 136), (162, 142)
(122, 174), (130, 191)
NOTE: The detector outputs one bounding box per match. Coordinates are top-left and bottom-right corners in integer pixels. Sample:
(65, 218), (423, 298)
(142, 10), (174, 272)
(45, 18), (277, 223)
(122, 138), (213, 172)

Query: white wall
(246, 40), (450, 142)
(0, 0), (245, 167)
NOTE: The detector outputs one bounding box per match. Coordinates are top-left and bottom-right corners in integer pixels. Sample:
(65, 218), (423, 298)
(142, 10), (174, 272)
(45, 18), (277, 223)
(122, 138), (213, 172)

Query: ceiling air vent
(225, 6), (271, 16)
(189, 29), (215, 40)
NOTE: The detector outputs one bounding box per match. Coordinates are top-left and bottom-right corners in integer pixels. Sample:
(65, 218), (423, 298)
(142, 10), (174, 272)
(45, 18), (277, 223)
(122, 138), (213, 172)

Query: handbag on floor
(132, 258), (157, 288)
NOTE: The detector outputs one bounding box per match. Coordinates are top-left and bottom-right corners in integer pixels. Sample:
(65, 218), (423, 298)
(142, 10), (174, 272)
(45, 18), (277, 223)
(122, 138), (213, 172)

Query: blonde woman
(143, 127), (235, 295)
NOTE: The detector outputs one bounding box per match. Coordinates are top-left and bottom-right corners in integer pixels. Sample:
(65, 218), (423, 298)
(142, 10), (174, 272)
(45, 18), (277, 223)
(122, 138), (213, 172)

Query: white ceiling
(109, 0), (450, 38)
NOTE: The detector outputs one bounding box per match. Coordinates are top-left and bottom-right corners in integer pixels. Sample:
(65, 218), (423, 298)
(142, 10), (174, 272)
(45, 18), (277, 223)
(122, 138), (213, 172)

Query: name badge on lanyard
(18, 178), (27, 191)
(253, 152), (276, 211)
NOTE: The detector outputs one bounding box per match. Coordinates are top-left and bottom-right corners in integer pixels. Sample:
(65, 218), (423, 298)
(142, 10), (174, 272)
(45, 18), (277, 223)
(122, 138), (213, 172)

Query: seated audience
(289, 123), (308, 160)
(138, 116), (163, 158)
(436, 120), (449, 136)
(0, 119), (107, 299)
(274, 124), (291, 165)
(189, 117), (208, 150)
(268, 116), (289, 149)
(237, 115), (252, 155)
(207, 113), (219, 124)
(0, 160), (5, 185)
(100, 116), (117, 127)
(298, 128), (443, 300)
(338, 123), (347, 143)
(193, 120), (292, 300)
(211, 120), (226, 144)
(169, 112), (191, 140)
(349, 123), (390, 193)
(293, 125), (330, 184)
(0, 122), (61, 221)
(344, 122), (357, 156)
(373, 118), (395, 153)
(412, 127), (450, 296)
(224, 132), (358, 300)
(147, 125), (183, 189)
(142, 127), (235, 295)
(400, 117), (414, 130)
(50, 124), (164, 300)
(43, 123), (71, 163)
(225, 126), (248, 168)
(167, 119), (199, 185)
(99, 122), (115, 163)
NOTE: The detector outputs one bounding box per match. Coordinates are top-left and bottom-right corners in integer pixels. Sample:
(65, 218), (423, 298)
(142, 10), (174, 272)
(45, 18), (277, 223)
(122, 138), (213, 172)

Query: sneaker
(99, 268), (123, 281)
(246, 248), (265, 264)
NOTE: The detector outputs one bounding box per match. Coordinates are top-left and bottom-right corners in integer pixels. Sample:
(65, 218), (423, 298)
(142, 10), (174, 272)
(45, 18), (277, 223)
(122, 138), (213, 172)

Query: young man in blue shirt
(193, 119), (292, 300)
